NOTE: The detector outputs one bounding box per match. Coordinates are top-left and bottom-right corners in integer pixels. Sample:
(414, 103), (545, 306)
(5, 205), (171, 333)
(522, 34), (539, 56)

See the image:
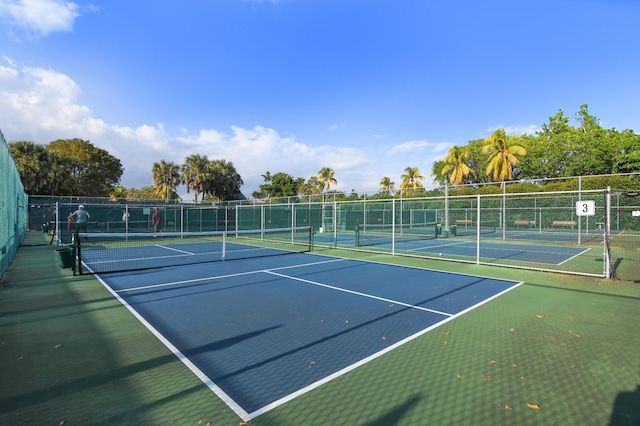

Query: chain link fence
(1, 130), (28, 277)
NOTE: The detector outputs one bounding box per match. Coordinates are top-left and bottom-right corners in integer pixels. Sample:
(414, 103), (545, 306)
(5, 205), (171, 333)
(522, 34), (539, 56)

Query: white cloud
(0, 0), (81, 37)
(386, 140), (431, 155)
(486, 124), (541, 136)
(327, 123), (346, 131)
(0, 58), (451, 197)
(0, 58), (388, 196)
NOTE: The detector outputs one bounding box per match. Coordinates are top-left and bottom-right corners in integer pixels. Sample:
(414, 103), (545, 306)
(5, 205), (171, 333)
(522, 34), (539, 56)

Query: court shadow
(609, 384), (640, 425)
(362, 394), (421, 426)
(0, 325), (281, 414)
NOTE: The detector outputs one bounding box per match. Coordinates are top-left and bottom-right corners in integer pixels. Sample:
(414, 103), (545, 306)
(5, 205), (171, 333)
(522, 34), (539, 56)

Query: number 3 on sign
(576, 200), (595, 216)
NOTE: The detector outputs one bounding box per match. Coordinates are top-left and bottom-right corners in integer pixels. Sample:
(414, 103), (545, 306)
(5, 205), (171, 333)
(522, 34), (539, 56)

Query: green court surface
(1, 231), (639, 425)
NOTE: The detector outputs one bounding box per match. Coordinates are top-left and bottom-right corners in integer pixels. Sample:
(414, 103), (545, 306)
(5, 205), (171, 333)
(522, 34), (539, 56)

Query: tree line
(8, 104), (640, 201)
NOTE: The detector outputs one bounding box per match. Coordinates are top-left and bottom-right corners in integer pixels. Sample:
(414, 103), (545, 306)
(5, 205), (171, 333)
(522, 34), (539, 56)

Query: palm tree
(317, 167), (337, 230)
(9, 141), (50, 194)
(482, 129), (527, 182)
(182, 154), (209, 203)
(379, 176), (396, 196)
(400, 166), (425, 197)
(441, 146), (476, 185)
(298, 176), (322, 199)
(152, 160), (181, 202)
(317, 167), (337, 194)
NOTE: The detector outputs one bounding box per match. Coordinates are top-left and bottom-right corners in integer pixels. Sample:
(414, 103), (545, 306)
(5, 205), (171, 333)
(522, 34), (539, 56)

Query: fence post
(605, 187), (612, 279)
(476, 195), (481, 264)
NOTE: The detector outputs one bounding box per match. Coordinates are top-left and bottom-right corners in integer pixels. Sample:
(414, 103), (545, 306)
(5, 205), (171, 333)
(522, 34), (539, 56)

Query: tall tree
(400, 166), (425, 196)
(482, 129), (527, 181)
(47, 138), (123, 196)
(298, 176), (322, 197)
(152, 160), (181, 202)
(8, 141), (51, 194)
(204, 159), (243, 202)
(317, 167), (337, 194)
(441, 145), (476, 185)
(379, 176), (396, 195)
(182, 154), (210, 203)
(252, 171), (304, 199)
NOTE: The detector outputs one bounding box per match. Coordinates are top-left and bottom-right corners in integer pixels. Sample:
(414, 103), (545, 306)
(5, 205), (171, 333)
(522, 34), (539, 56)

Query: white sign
(633, 210), (640, 217)
(576, 200), (596, 216)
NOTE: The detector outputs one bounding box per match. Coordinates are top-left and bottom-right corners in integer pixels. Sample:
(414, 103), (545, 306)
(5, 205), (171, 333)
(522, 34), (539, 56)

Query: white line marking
(115, 257), (348, 293)
(264, 270), (453, 317)
(155, 244), (194, 255)
(558, 247), (591, 265)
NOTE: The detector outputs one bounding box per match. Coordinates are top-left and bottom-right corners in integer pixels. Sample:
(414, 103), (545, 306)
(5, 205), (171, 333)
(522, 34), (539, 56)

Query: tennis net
(75, 226), (312, 274)
(355, 222), (437, 247)
(451, 220), (497, 236)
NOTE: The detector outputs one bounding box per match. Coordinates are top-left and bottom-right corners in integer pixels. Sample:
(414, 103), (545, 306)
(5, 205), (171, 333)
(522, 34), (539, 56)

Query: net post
(75, 233), (83, 275)
(221, 231), (226, 261)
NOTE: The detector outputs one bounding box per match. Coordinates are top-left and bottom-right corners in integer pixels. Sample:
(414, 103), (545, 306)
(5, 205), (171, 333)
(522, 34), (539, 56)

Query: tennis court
(320, 230), (592, 266)
(90, 242), (521, 421)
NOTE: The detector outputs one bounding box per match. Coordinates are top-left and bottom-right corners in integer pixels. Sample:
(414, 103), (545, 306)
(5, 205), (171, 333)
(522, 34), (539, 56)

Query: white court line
(115, 257), (348, 293)
(407, 240), (471, 252)
(265, 270), (453, 317)
(155, 243), (195, 255)
(558, 247), (592, 265)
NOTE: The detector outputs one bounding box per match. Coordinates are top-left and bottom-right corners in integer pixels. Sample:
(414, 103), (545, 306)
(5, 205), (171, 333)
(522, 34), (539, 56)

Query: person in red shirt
(152, 207), (161, 233)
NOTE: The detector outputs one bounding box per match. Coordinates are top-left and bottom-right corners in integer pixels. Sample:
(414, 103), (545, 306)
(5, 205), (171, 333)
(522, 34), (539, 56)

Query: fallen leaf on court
(456, 374), (463, 379)
(389, 304), (395, 307)
(381, 336), (387, 341)
(504, 405), (513, 411)
(240, 422), (251, 426)
(442, 331), (450, 336)
(548, 336), (555, 341)
(54, 344), (63, 349)
(482, 375), (494, 382)
(521, 376), (528, 381)
(536, 314), (544, 319)
(490, 359), (496, 364)
(527, 403), (540, 410)
(571, 363), (577, 369)
(59, 421), (66, 426)
(574, 334), (581, 338)
(512, 363), (518, 367)
(510, 328), (515, 332)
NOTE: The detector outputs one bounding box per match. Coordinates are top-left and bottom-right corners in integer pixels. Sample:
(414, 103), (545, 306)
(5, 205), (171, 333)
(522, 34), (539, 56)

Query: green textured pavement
(1, 231), (639, 425)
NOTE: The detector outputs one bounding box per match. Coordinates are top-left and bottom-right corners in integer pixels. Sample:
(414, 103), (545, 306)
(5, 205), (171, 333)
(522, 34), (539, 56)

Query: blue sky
(1, 0), (639, 198)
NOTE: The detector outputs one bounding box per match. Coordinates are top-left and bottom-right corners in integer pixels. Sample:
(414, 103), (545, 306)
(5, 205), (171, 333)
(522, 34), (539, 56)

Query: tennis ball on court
(439, 253), (442, 256)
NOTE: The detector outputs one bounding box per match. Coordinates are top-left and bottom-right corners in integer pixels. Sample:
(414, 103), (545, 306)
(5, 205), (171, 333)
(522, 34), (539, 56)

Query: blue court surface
(96, 252), (522, 421)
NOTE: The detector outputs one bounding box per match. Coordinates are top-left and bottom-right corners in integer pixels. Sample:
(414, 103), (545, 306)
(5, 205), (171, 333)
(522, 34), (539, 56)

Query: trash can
(42, 223), (48, 233)
(435, 223), (442, 236)
(56, 246), (74, 269)
(450, 224), (457, 236)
